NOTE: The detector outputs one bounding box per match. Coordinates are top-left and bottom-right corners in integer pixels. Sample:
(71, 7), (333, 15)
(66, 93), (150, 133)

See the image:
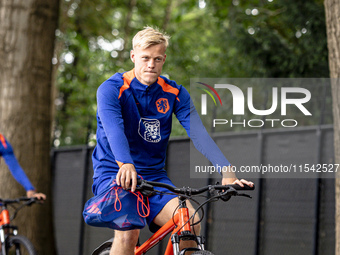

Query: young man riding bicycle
(86, 27), (253, 255)
(0, 133), (46, 200)
(0, 133), (46, 254)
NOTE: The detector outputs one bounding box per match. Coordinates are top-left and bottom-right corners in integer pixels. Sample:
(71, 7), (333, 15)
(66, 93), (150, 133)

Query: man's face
(130, 44), (166, 86)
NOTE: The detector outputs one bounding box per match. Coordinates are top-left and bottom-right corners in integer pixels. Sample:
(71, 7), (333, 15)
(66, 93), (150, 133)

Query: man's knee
(113, 229), (139, 246)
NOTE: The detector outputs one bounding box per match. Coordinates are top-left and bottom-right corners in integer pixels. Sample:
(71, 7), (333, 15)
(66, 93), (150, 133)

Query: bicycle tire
(97, 247), (110, 255)
(92, 238), (113, 255)
(191, 251), (214, 255)
(6, 235), (37, 255)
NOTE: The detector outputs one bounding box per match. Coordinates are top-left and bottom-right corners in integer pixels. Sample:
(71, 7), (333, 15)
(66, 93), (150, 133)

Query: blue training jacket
(92, 69), (231, 178)
(0, 133), (35, 191)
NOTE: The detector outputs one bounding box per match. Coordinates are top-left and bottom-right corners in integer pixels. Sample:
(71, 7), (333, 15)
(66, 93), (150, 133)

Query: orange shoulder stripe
(118, 69), (135, 99)
(0, 134), (8, 149)
(157, 77), (180, 96)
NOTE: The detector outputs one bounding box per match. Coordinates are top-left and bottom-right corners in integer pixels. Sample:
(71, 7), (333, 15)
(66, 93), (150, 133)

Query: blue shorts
(92, 171), (177, 232)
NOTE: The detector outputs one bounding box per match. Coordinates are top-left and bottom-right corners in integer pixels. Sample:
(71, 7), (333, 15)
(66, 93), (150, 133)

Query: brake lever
(237, 193), (252, 199)
(218, 188), (237, 202)
(135, 182), (156, 197)
(218, 187), (253, 201)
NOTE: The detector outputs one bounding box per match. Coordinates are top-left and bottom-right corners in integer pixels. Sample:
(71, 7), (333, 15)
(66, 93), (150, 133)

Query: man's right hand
(116, 163), (137, 192)
(26, 190), (46, 200)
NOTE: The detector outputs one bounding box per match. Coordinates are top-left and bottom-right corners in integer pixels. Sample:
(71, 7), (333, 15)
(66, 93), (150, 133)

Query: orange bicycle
(92, 179), (254, 255)
(0, 197), (40, 255)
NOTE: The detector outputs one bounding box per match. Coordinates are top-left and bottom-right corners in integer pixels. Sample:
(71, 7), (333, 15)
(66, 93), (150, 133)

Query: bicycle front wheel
(6, 235), (37, 255)
(97, 247), (110, 255)
(192, 251), (215, 255)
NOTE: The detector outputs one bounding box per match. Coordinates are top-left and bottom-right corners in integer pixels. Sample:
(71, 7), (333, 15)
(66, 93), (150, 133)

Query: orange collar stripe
(157, 77), (180, 97)
(119, 69), (135, 99)
(118, 71), (180, 99)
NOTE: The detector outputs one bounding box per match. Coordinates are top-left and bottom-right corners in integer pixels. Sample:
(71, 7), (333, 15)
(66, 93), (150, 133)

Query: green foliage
(53, 0), (329, 146)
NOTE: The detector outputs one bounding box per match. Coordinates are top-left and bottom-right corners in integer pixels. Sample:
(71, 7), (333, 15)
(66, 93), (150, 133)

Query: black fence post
(312, 128), (322, 255)
(312, 81), (328, 255)
(79, 146), (90, 255)
(254, 131), (264, 255)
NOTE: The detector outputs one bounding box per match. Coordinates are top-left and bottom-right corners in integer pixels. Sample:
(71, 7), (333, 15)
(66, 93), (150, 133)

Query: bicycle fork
(1, 209), (19, 255)
(0, 208), (9, 254)
(171, 232), (206, 255)
(169, 200), (205, 255)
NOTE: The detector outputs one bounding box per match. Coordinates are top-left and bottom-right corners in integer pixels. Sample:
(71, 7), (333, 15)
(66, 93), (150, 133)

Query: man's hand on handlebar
(116, 163), (138, 192)
(221, 165), (254, 188)
(26, 190), (46, 201)
(222, 177), (254, 188)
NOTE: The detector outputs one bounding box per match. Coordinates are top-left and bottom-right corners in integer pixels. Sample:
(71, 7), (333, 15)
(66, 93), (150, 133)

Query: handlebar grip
(229, 184), (255, 191)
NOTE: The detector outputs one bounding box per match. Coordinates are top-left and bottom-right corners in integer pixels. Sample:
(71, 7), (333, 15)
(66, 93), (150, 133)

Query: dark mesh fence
(52, 147), (87, 255)
(51, 125), (335, 255)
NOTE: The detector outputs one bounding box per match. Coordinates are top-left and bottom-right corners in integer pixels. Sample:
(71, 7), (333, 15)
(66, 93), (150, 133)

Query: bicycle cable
(10, 198), (38, 221)
(141, 188), (206, 235)
(137, 183), (245, 238)
(173, 190), (239, 237)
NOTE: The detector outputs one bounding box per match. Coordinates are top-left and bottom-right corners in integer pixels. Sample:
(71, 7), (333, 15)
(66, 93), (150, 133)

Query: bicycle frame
(135, 198), (201, 255)
(91, 180), (254, 255)
(0, 206), (14, 254)
(0, 198), (39, 255)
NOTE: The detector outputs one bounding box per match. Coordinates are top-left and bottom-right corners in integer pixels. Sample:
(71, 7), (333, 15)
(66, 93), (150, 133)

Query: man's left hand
(222, 177), (254, 188)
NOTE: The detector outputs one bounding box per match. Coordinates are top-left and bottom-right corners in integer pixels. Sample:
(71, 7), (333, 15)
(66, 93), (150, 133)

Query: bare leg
(110, 229), (140, 255)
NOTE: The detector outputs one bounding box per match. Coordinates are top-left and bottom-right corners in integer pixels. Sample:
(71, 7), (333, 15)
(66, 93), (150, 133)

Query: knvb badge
(195, 79), (313, 129)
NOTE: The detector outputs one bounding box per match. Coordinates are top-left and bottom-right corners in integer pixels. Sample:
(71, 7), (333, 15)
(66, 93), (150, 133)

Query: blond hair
(132, 26), (170, 50)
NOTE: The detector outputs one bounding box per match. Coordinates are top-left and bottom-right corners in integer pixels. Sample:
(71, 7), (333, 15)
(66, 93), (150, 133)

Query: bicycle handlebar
(0, 197), (40, 206)
(0, 197), (42, 221)
(136, 179), (254, 196)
